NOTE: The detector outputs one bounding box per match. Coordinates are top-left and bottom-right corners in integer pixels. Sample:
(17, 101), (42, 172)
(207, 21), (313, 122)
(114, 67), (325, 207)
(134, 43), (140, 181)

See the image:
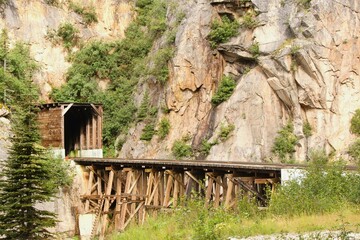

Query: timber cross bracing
(74, 158), (306, 236)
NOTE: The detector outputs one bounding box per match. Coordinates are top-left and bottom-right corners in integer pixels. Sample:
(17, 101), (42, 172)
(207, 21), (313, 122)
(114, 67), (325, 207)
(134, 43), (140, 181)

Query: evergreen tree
(0, 103), (60, 239)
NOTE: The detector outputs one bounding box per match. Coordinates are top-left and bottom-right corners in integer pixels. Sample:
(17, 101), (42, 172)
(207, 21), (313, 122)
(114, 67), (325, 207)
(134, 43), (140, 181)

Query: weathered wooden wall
(37, 107), (63, 148)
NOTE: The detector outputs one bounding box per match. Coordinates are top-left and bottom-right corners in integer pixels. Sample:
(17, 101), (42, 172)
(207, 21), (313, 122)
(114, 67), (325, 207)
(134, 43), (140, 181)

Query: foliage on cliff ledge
(211, 75), (236, 105)
(208, 15), (239, 49)
(272, 122), (298, 162)
(52, 0), (171, 151)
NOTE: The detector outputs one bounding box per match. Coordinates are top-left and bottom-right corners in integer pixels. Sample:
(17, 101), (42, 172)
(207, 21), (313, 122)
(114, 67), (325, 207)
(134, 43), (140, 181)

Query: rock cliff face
(120, 0), (360, 162)
(3, 0), (359, 163)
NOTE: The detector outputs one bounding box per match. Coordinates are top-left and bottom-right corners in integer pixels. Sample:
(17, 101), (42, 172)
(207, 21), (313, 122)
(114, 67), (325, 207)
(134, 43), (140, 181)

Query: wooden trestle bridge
(73, 157), (309, 237)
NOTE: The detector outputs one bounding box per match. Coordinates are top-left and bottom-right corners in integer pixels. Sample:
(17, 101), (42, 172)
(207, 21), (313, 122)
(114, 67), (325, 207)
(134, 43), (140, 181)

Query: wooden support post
(173, 173), (179, 207)
(163, 171), (174, 207)
(205, 174), (214, 207)
(138, 171), (147, 224)
(159, 171), (164, 207)
(224, 174), (234, 207)
(120, 170), (132, 229)
(85, 168), (94, 212)
(97, 170), (102, 203)
(100, 169), (114, 238)
(115, 172), (122, 230)
(214, 176), (221, 208)
(131, 171), (139, 216)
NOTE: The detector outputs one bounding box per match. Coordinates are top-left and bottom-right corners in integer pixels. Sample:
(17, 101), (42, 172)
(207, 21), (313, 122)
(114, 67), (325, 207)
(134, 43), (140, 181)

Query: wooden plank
(61, 103), (74, 116)
(86, 118), (90, 150)
(92, 116), (96, 149)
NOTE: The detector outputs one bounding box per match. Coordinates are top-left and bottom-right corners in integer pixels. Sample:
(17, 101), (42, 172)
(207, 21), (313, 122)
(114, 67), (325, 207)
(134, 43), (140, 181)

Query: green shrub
(150, 46), (174, 84)
(269, 152), (360, 216)
(211, 76), (236, 105)
(172, 139), (193, 159)
(54, 22), (79, 50)
(69, 1), (98, 25)
(272, 122), (298, 162)
(200, 140), (218, 155)
(249, 42), (260, 58)
(348, 139), (360, 164)
(298, 0), (311, 8)
(158, 118), (170, 139)
(350, 109), (360, 136)
(45, 0), (58, 6)
(219, 124), (235, 141)
(137, 92), (151, 122)
(241, 11), (257, 29)
(208, 15), (239, 49)
(303, 121), (312, 138)
(140, 123), (156, 141)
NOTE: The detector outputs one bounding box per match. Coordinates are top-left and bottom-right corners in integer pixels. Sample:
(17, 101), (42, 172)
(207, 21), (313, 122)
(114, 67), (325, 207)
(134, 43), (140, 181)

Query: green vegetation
(46, 22), (79, 51)
(149, 46), (174, 84)
(45, 0), (58, 6)
(208, 15), (239, 49)
(272, 122), (298, 162)
(140, 123), (156, 141)
(298, 0), (311, 9)
(68, 1), (98, 25)
(200, 139), (218, 155)
(211, 75), (236, 105)
(158, 118), (170, 139)
(249, 41), (260, 58)
(350, 109), (360, 135)
(270, 151), (360, 215)
(172, 137), (193, 159)
(290, 44), (301, 56)
(52, 0), (170, 152)
(0, 30), (38, 105)
(241, 11), (258, 29)
(219, 123), (235, 141)
(348, 139), (360, 164)
(111, 152), (360, 239)
(303, 121), (312, 137)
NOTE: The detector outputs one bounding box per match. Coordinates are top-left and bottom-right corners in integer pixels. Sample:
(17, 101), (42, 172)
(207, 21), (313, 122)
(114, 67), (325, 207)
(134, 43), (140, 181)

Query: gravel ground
(229, 230), (360, 240)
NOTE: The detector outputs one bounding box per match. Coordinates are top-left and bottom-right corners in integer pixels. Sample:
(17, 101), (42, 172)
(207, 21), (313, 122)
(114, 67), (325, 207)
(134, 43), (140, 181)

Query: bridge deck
(72, 158), (308, 177)
(72, 157), (357, 172)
